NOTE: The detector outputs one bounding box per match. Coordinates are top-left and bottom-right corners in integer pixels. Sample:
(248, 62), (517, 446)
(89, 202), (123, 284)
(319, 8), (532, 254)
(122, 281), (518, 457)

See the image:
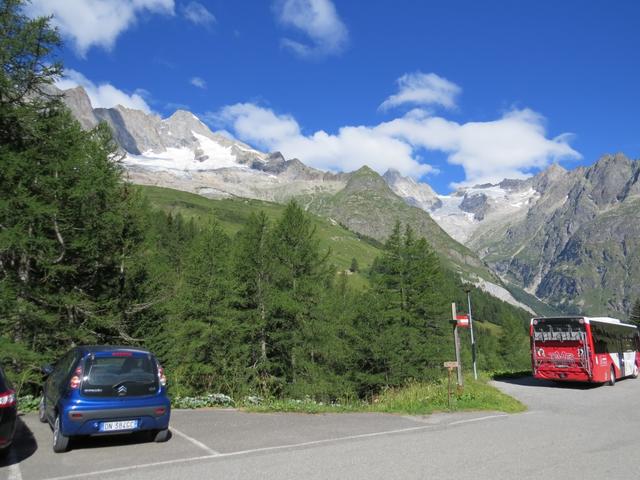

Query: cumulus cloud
(56, 69), (152, 113)
(190, 77), (207, 89)
(211, 103), (580, 186)
(377, 109), (581, 186)
(211, 103), (433, 178)
(181, 1), (216, 27)
(380, 72), (461, 111)
(25, 0), (175, 56)
(273, 0), (348, 58)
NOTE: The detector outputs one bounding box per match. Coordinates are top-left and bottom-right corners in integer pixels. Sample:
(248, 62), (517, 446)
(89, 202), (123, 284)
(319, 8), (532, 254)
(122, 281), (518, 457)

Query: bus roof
(531, 316), (637, 328)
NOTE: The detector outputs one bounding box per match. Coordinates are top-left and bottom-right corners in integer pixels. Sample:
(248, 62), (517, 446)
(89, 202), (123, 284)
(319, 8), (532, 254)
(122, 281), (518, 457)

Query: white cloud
(190, 77), (207, 89)
(273, 0), (348, 58)
(380, 72), (461, 111)
(212, 102), (580, 186)
(377, 108), (581, 186)
(25, 0), (175, 56)
(181, 1), (216, 27)
(56, 69), (152, 113)
(211, 103), (433, 178)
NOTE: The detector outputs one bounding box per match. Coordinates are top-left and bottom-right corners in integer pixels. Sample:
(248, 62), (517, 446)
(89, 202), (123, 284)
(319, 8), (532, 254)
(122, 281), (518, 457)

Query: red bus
(530, 316), (640, 384)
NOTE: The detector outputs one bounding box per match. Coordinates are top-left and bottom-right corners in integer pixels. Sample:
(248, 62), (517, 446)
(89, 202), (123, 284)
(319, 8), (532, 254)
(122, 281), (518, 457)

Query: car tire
(153, 428), (170, 443)
(38, 397), (48, 423)
(52, 414), (70, 453)
(609, 366), (616, 386)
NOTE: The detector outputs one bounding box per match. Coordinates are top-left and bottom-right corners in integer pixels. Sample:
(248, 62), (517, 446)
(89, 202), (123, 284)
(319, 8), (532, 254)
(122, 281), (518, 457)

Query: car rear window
(81, 355), (158, 397)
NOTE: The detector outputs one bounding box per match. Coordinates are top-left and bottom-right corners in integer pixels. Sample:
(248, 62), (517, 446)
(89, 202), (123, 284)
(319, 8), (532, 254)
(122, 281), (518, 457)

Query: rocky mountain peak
(62, 86), (97, 130)
(585, 153), (635, 205)
(344, 166), (390, 193)
(383, 168), (442, 210)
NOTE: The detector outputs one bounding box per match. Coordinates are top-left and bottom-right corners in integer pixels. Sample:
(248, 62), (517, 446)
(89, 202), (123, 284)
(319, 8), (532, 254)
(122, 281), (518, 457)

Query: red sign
(456, 315), (470, 328)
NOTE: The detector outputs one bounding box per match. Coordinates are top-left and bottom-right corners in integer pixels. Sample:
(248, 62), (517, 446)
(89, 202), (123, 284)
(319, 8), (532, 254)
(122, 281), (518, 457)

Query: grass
(139, 185), (382, 274)
(243, 376), (526, 415)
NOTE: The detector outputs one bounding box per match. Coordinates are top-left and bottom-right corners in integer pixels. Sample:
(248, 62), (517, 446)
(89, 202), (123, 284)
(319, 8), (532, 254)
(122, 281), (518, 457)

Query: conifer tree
(0, 0), (148, 376)
(630, 299), (640, 326)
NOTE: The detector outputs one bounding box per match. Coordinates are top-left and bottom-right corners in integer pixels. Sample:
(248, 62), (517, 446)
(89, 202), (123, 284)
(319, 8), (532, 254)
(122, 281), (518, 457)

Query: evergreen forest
(0, 0), (532, 402)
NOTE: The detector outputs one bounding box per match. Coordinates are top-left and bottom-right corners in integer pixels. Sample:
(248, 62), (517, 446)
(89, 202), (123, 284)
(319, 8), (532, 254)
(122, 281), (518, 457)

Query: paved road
(2, 376), (640, 480)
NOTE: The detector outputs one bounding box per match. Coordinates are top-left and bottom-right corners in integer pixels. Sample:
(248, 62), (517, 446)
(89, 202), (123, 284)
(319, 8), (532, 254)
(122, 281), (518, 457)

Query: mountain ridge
(57, 84), (638, 316)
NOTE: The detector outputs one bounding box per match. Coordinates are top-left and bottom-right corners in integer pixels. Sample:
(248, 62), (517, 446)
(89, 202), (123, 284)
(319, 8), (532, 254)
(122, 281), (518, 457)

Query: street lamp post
(465, 286), (478, 380)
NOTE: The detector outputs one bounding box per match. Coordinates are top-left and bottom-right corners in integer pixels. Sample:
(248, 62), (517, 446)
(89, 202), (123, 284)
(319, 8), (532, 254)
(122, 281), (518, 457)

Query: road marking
(41, 455), (218, 480)
(169, 427), (220, 456)
(448, 414), (508, 426)
(39, 414), (511, 480)
(40, 424), (436, 480)
(7, 449), (23, 480)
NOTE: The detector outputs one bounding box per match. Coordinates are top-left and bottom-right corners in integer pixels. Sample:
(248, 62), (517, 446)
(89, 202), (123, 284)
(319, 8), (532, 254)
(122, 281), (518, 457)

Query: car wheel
(608, 366), (616, 386)
(52, 414), (70, 453)
(153, 428), (170, 443)
(38, 397), (48, 423)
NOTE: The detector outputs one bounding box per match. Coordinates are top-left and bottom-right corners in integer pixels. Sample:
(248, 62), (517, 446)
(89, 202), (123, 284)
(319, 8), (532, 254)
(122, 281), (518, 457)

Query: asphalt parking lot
(2, 376), (640, 480)
(1, 405), (509, 480)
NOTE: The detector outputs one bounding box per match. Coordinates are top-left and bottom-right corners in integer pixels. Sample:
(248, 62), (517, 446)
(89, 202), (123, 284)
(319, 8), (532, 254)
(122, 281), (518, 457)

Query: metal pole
(467, 290), (478, 380)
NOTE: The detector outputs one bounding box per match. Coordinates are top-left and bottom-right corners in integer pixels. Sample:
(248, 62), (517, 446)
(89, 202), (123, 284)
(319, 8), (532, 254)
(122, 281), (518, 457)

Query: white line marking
(170, 427), (220, 456)
(40, 414), (511, 480)
(7, 449), (23, 480)
(41, 455), (217, 480)
(40, 424), (435, 480)
(448, 414), (508, 426)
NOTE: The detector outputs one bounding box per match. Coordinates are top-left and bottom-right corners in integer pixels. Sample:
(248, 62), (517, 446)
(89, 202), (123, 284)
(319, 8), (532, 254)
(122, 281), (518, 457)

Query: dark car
(0, 364), (17, 456)
(40, 346), (171, 453)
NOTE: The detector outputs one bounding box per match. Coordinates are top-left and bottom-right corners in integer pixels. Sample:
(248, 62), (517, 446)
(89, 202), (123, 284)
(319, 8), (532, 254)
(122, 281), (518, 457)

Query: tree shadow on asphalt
(495, 375), (602, 390)
(0, 415), (38, 467)
(67, 430), (173, 452)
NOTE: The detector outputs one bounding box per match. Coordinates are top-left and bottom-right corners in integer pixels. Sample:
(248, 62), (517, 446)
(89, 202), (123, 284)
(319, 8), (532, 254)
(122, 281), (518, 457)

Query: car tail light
(0, 390), (16, 408)
(157, 364), (167, 387)
(69, 366), (83, 389)
(154, 407), (166, 416)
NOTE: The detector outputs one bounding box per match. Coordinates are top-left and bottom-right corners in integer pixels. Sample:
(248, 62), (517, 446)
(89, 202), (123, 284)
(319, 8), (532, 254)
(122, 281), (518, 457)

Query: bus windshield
(533, 318), (585, 342)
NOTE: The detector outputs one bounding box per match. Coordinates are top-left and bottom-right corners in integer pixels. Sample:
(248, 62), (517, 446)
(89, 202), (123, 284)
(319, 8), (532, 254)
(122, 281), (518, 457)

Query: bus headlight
(537, 348), (545, 357)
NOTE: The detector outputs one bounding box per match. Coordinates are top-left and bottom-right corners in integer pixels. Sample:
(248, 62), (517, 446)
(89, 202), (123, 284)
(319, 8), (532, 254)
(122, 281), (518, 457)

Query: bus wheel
(609, 366), (616, 386)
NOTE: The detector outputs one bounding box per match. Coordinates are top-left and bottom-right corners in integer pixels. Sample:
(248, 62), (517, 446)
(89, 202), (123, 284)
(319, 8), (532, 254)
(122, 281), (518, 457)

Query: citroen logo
(117, 385), (127, 395)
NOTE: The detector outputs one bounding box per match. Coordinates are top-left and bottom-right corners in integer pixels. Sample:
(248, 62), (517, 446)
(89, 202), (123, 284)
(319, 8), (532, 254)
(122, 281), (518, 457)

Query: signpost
(443, 361), (459, 409)
(450, 303), (464, 388)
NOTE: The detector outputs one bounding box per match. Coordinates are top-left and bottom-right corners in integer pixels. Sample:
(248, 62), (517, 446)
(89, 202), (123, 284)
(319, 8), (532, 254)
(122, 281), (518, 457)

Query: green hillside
(140, 185), (382, 282)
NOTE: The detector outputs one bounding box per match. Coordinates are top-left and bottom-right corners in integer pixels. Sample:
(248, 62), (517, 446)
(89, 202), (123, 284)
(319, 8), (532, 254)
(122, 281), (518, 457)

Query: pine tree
(268, 201), (333, 395)
(165, 220), (244, 395)
(234, 211), (275, 393)
(349, 257), (359, 273)
(630, 299), (640, 326)
(0, 1), (149, 378)
(364, 223), (447, 387)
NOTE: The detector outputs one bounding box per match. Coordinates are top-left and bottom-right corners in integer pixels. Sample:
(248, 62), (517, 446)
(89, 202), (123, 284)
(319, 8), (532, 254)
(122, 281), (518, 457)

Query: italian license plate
(99, 420), (138, 432)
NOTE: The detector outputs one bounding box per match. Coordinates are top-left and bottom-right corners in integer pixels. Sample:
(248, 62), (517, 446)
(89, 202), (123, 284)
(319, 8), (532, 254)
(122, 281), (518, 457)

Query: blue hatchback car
(40, 346), (171, 453)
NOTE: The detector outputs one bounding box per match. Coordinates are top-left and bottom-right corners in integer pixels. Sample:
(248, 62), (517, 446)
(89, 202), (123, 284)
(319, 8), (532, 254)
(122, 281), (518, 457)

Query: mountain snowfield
(58, 85), (640, 316)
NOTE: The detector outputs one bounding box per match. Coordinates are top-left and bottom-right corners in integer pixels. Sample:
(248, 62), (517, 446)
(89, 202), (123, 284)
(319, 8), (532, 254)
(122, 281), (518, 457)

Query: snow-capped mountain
(57, 85), (640, 316)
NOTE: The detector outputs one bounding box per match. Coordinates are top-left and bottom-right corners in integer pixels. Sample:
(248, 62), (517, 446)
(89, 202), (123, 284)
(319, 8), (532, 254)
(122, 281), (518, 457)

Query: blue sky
(27, 0), (640, 193)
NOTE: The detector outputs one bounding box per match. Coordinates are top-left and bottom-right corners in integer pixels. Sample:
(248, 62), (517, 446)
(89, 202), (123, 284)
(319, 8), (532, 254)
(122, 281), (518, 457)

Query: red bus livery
(531, 316), (640, 384)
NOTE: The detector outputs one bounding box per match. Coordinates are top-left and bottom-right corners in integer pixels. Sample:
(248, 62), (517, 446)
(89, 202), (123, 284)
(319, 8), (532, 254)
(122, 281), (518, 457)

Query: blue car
(40, 346), (171, 453)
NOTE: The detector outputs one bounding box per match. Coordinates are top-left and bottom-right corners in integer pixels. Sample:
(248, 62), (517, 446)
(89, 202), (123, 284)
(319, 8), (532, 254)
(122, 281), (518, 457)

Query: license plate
(99, 420), (138, 432)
